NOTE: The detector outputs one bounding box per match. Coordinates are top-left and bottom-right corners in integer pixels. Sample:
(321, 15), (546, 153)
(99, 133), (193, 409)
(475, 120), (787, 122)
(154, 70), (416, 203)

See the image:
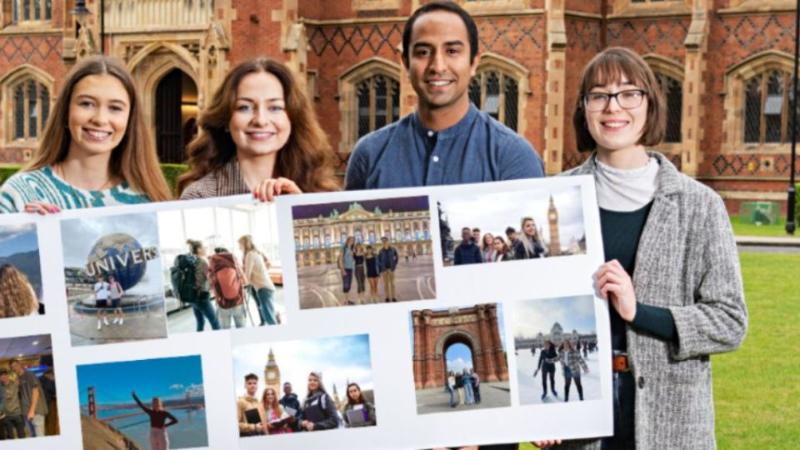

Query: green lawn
(518, 252), (799, 450)
(713, 252), (800, 449)
(729, 216), (794, 237)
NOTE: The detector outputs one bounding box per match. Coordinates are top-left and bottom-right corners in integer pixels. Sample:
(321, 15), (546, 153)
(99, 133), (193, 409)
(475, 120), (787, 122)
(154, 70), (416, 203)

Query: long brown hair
(0, 264), (39, 318)
(261, 387), (283, 416)
(177, 58), (339, 195)
(25, 55), (171, 201)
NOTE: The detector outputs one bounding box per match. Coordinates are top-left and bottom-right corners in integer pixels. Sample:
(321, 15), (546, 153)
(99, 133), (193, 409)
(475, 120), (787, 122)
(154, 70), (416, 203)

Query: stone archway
(442, 333), (476, 384)
(411, 304), (509, 389)
(127, 43), (201, 149)
(154, 68), (198, 163)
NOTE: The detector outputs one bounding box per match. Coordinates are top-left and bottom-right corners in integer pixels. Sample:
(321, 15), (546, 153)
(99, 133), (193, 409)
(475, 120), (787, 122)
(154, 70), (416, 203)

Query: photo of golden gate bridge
(76, 355), (207, 450)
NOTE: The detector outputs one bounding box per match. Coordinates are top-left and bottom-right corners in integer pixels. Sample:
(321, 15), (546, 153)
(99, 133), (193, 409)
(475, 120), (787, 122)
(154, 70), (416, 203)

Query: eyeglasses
(583, 89), (646, 112)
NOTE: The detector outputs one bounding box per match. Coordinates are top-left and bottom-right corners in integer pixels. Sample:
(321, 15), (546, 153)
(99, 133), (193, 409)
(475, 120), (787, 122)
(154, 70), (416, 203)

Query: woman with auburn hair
(0, 56), (171, 214)
(0, 264), (39, 318)
(178, 58), (338, 200)
(536, 47), (747, 450)
(261, 387), (293, 434)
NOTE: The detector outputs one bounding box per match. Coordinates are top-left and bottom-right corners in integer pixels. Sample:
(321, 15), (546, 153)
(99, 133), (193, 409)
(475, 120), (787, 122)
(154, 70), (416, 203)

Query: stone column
(422, 311), (438, 388)
(681, 0), (710, 176)
(476, 306), (497, 381)
(544, 0), (567, 174)
(489, 306), (509, 380)
(412, 312), (424, 389)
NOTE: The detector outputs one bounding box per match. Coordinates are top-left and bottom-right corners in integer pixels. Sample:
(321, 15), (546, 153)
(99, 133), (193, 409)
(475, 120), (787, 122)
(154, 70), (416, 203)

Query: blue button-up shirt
(345, 104), (544, 190)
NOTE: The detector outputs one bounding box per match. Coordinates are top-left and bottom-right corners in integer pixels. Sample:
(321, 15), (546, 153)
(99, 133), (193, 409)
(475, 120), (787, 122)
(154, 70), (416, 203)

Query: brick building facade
(0, 0), (798, 214)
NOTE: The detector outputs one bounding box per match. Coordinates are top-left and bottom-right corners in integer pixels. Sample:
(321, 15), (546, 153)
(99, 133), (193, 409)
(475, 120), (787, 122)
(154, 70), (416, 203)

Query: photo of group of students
(512, 296), (600, 406)
(436, 186), (587, 267)
(61, 212), (168, 346)
(0, 0), (749, 447)
(0, 334), (59, 440)
(157, 203), (285, 333)
(292, 196), (435, 308)
(232, 334), (376, 438)
(0, 223), (43, 319)
(76, 355), (208, 450)
(410, 304), (511, 415)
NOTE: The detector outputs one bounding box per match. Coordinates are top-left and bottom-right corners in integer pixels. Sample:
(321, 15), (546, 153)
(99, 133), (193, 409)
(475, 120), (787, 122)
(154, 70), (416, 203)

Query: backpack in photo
(208, 253), (244, 309)
(170, 254), (199, 304)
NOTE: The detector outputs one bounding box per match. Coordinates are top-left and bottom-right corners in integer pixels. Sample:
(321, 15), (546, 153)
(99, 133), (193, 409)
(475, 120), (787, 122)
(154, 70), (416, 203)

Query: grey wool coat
(559, 152), (748, 450)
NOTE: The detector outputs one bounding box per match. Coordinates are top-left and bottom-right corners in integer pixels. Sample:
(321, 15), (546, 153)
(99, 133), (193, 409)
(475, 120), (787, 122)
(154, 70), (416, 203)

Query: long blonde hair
(0, 264), (39, 318)
(25, 55), (171, 201)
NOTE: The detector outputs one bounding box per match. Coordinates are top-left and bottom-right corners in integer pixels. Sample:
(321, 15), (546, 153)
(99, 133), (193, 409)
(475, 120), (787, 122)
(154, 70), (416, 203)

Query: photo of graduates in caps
(292, 196), (436, 308)
(232, 334), (376, 437)
(157, 204), (285, 334)
(436, 186), (586, 267)
(61, 212), (168, 346)
(77, 355), (207, 450)
(0, 223), (44, 318)
(410, 304), (511, 414)
(0, 334), (59, 440)
(512, 296), (600, 405)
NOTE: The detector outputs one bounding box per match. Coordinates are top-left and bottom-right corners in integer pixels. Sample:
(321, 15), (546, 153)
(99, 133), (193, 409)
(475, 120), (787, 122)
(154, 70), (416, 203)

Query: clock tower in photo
(264, 348), (281, 392)
(548, 196), (560, 256)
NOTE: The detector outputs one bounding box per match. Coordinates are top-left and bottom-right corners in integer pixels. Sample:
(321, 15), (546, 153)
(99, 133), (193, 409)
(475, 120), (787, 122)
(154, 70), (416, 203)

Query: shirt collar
(412, 103), (479, 141)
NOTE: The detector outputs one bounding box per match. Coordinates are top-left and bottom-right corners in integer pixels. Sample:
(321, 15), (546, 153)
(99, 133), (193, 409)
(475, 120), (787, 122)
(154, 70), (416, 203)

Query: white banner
(0, 175), (611, 450)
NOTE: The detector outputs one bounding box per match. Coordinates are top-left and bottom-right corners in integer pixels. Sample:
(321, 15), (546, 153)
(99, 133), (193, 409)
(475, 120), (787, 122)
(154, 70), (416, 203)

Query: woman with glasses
(536, 47), (747, 449)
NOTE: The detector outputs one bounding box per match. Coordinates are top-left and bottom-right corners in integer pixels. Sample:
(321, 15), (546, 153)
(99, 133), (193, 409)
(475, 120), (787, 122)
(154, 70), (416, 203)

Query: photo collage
(0, 176), (610, 449)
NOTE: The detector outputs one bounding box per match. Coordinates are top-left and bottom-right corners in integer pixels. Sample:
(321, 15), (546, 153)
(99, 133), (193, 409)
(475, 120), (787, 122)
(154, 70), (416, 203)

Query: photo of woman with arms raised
(0, 55), (171, 214)
(536, 47), (747, 450)
(177, 58), (338, 200)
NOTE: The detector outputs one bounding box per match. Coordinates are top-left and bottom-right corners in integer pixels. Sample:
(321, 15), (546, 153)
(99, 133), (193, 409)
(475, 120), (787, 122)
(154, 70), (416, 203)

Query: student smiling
(0, 56), (171, 214)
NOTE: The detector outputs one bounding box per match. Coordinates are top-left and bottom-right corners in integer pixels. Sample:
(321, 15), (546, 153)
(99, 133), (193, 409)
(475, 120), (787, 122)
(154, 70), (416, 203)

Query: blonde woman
(0, 264), (39, 318)
(238, 235), (277, 325)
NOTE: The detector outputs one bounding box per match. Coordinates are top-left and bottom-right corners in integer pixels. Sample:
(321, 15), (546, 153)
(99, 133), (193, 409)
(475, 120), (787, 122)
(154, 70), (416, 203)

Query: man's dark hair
(401, 1), (479, 68)
(505, 226), (516, 235)
(245, 373), (258, 382)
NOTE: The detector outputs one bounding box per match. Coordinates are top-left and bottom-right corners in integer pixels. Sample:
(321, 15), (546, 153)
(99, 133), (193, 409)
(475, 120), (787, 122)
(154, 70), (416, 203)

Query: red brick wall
(698, 13), (795, 179)
(228, 0), (287, 64)
(563, 18), (604, 168)
(307, 20), (404, 154)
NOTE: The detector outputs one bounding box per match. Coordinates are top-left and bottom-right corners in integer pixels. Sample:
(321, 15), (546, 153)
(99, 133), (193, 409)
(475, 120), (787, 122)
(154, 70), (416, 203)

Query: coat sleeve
(314, 394), (340, 430)
(667, 194), (748, 360)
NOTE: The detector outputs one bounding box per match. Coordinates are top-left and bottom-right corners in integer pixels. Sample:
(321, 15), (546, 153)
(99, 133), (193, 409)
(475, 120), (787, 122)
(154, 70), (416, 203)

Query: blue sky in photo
(0, 223), (38, 258)
(408, 304), (506, 370)
(77, 355), (203, 406)
(232, 334), (373, 398)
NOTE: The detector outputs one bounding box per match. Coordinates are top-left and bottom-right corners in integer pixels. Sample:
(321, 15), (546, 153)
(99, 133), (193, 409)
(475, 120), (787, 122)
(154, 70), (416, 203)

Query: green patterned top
(0, 165), (150, 213)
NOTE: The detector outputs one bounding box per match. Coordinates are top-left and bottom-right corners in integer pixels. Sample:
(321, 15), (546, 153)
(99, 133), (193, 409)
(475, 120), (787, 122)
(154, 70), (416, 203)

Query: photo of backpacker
(159, 204), (285, 334)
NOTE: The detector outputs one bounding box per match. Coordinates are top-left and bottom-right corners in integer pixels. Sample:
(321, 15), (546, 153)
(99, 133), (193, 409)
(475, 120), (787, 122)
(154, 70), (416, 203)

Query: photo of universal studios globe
(61, 212), (168, 346)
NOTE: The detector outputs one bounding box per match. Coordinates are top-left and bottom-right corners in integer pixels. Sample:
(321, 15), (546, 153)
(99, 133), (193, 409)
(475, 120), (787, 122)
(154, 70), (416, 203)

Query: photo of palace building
(294, 200), (433, 267)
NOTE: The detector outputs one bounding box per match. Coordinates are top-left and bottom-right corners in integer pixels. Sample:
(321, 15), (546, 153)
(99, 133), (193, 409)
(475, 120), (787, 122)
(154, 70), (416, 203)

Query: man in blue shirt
(345, 1), (544, 190)
(454, 227), (482, 266)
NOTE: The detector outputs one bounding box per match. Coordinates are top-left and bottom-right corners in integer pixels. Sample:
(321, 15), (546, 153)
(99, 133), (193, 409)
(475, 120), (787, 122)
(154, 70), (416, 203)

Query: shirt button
(432, 155), (439, 163)
(637, 376), (645, 389)
(427, 130), (434, 138)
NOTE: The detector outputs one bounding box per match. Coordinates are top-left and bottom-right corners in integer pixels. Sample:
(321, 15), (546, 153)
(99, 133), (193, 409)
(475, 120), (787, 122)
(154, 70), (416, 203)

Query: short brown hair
(573, 47), (665, 152)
